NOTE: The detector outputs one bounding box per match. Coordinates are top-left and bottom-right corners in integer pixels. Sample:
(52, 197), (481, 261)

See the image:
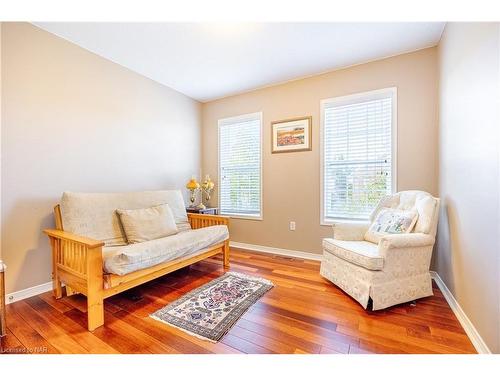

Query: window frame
(217, 111), (263, 221)
(320, 87), (398, 225)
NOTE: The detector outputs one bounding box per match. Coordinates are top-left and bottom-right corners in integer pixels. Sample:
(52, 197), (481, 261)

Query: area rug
(150, 272), (273, 342)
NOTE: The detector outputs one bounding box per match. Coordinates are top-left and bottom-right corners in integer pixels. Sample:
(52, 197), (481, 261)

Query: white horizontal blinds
(324, 93), (393, 220)
(219, 114), (261, 217)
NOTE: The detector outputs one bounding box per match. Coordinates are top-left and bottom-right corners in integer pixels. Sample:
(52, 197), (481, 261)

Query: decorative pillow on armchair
(116, 203), (179, 244)
(364, 208), (419, 244)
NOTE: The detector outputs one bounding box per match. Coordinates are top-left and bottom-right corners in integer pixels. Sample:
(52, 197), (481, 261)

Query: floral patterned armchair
(320, 190), (440, 310)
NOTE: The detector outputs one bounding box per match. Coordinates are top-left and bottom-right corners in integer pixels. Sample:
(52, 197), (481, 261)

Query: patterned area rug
(150, 271), (273, 342)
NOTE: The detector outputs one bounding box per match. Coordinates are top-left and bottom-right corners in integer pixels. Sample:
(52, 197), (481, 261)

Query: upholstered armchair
(320, 190), (440, 310)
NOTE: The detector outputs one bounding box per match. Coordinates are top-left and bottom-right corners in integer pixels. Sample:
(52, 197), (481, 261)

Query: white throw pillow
(364, 208), (419, 244)
(116, 204), (178, 244)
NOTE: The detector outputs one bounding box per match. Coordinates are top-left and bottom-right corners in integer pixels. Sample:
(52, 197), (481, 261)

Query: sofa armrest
(44, 229), (104, 249)
(187, 213), (229, 229)
(332, 221), (370, 241)
(379, 233), (435, 250)
(44, 228), (104, 329)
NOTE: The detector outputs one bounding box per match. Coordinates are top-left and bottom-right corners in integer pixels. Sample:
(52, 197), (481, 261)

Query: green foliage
(330, 164), (389, 219)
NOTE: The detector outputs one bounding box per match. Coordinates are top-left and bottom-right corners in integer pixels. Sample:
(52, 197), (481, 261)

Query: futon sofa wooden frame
(44, 205), (230, 331)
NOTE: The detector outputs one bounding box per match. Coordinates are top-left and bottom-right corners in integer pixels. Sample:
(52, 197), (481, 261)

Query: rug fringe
(149, 314), (218, 343)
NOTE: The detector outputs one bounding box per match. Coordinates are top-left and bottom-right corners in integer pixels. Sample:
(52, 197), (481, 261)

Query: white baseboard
(430, 271), (491, 354)
(230, 241), (323, 261)
(5, 281), (52, 305)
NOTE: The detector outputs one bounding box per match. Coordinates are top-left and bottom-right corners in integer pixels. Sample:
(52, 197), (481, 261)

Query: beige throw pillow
(364, 208), (419, 244)
(116, 204), (178, 244)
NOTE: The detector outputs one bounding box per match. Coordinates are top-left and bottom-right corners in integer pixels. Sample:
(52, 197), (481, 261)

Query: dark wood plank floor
(1, 248), (476, 354)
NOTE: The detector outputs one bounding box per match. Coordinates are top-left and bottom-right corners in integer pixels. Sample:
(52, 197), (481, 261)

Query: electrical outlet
(289, 221), (296, 231)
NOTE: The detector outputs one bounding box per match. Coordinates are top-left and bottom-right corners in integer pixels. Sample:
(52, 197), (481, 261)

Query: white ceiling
(34, 22), (445, 102)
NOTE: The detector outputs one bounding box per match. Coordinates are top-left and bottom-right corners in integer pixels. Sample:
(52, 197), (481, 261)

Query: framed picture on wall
(271, 116), (312, 153)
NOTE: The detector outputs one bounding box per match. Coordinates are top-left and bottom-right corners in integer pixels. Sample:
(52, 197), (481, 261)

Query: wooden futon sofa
(44, 190), (229, 331)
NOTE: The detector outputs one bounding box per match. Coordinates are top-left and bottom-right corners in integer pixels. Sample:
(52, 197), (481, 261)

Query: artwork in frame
(271, 116), (312, 153)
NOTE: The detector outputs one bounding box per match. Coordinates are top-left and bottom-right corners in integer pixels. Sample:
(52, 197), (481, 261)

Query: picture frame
(271, 116), (312, 153)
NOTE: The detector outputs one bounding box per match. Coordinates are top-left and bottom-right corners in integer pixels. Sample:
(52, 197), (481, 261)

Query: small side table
(186, 207), (219, 215)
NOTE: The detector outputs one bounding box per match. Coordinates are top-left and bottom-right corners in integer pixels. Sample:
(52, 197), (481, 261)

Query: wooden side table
(186, 207), (219, 215)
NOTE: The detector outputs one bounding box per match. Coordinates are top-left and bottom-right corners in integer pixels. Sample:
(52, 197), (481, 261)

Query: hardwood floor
(0, 248), (476, 354)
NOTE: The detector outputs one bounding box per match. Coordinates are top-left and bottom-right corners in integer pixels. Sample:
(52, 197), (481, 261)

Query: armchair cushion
(323, 238), (384, 271)
(413, 196), (437, 234)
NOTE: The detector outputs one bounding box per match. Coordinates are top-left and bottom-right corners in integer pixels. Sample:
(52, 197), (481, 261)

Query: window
(218, 112), (262, 218)
(321, 88), (396, 223)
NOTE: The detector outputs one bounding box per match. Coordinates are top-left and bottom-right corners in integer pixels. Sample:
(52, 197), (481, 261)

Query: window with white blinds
(218, 112), (262, 218)
(321, 88), (396, 222)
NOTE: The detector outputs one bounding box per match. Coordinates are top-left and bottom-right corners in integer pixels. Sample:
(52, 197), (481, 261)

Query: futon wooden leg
(53, 275), (63, 299)
(223, 241), (230, 269)
(87, 296), (104, 331)
(50, 237), (63, 299)
(86, 247), (104, 331)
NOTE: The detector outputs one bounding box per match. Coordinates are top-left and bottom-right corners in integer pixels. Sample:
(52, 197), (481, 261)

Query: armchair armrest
(44, 229), (104, 249)
(332, 221), (370, 241)
(379, 233), (435, 250)
(187, 213), (229, 229)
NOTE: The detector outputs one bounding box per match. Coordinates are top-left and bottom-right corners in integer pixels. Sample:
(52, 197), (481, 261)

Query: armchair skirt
(320, 240), (434, 310)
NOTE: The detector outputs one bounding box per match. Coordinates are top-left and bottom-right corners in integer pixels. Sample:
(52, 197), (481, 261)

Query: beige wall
(202, 47), (439, 254)
(436, 23), (500, 353)
(1, 23), (202, 294)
